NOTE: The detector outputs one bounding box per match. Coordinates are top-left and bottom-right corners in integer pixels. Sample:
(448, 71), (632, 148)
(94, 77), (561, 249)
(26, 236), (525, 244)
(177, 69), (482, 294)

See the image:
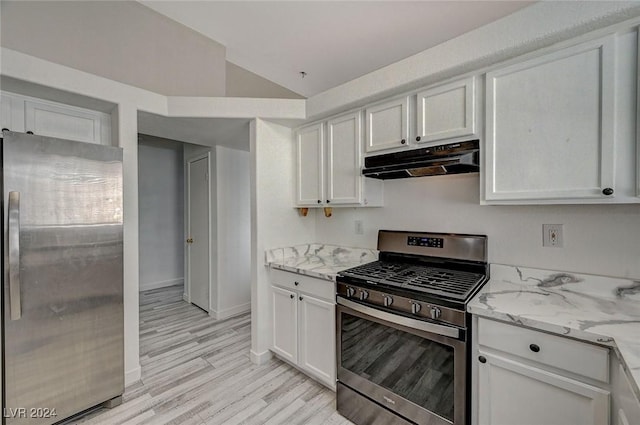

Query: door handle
(186, 238), (194, 244)
(8, 191), (21, 320)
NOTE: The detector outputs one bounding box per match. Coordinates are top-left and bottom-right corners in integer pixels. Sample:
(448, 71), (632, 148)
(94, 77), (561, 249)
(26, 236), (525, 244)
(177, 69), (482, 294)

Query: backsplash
(312, 175), (640, 279)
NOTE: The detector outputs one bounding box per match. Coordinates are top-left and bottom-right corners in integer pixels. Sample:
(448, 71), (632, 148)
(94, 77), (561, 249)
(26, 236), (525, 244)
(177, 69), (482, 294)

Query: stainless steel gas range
(335, 230), (488, 425)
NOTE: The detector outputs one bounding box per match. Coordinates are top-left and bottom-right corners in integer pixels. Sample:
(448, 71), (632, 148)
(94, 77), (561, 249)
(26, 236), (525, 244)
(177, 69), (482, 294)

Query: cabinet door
(485, 36), (615, 202)
(271, 286), (298, 363)
(24, 99), (111, 145)
(611, 360), (640, 425)
(298, 294), (335, 388)
(1, 92), (26, 133)
(365, 96), (409, 153)
(416, 76), (475, 144)
(296, 123), (324, 206)
(477, 351), (610, 425)
(326, 111), (362, 205)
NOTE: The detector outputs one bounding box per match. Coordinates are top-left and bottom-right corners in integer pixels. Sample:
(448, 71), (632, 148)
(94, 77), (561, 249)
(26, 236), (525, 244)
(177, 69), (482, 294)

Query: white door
(365, 96), (409, 152)
(298, 294), (335, 388)
(326, 111), (362, 205)
(271, 286), (298, 363)
(484, 35), (616, 202)
(187, 155), (210, 312)
(296, 123), (324, 206)
(477, 351), (610, 425)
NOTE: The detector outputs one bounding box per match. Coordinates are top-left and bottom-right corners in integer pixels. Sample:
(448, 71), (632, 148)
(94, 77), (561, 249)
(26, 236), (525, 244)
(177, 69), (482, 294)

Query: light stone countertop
(265, 244), (378, 281)
(468, 263), (640, 400)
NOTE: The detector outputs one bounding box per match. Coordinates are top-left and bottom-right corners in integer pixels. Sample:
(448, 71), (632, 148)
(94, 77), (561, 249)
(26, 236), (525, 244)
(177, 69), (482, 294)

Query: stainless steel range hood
(362, 139), (480, 180)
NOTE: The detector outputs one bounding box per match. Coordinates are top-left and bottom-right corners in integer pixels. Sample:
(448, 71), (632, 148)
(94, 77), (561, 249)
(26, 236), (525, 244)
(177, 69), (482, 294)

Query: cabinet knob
(317, 199), (322, 204)
(400, 139), (406, 144)
(290, 294), (294, 299)
(602, 188), (614, 196)
(326, 200), (331, 204)
(416, 136), (421, 142)
(294, 281), (299, 286)
(529, 344), (541, 353)
(299, 296), (303, 301)
(26, 131), (34, 135)
(478, 356), (487, 364)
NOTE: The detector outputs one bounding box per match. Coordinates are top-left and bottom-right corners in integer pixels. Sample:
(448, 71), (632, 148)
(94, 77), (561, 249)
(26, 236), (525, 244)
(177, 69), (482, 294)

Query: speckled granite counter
(265, 244), (378, 281)
(469, 264), (640, 400)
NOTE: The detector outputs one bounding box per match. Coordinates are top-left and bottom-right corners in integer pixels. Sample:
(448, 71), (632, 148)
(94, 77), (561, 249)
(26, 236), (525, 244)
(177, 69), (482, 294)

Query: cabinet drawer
(478, 318), (609, 383)
(270, 269), (335, 301)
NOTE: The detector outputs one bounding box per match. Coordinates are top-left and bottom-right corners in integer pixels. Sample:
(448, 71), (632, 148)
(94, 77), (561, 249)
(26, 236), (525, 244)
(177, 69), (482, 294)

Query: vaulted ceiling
(141, 1), (534, 97)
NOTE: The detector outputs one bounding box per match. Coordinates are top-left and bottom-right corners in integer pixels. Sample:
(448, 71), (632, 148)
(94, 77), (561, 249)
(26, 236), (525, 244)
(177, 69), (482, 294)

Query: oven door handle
(337, 297), (460, 339)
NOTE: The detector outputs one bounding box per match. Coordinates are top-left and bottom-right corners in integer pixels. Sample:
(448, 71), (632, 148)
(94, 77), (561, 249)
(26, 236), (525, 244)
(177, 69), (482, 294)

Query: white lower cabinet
(477, 351), (610, 425)
(611, 356), (640, 425)
(270, 269), (336, 389)
(474, 317), (611, 425)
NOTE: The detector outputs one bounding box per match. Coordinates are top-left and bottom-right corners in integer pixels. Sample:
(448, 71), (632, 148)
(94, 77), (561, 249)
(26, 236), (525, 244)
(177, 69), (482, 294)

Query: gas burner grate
(340, 261), (486, 301)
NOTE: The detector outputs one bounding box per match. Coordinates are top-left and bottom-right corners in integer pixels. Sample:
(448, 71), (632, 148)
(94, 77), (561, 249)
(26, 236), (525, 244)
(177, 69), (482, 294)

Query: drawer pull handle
(294, 281), (299, 286)
(478, 356), (487, 364)
(529, 344), (541, 353)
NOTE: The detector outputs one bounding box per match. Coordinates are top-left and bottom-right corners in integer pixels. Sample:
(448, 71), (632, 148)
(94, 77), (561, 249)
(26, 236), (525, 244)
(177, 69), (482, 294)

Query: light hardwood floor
(72, 285), (352, 425)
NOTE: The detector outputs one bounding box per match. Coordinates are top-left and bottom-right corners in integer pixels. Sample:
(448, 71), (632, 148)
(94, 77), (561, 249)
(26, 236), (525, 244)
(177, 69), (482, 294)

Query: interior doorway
(186, 153), (211, 312)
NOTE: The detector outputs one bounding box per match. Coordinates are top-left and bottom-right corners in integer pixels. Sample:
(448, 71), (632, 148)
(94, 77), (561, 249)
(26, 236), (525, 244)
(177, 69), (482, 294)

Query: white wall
(0, 1), (227, 96)
(138, 135), (184, 291)
(250, 119), (316, 363)
(216, 145), (251, 318)
(314, 175), (640, 280)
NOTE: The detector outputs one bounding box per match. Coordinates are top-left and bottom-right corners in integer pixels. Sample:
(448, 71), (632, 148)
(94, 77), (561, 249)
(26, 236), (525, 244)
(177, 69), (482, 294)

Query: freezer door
(2, 131), (124, 424)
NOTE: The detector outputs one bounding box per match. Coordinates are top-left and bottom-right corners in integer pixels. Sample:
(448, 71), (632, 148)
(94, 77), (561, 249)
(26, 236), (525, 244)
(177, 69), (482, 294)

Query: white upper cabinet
(1, 91), (111, 145)
(416, 76), (476, 144)
(365, 96), (409, 152)
(296, 122), (324, 206)
(295, 112), (383, 207)
(483, 35), (633, 204)
(326, 111), (362, 205)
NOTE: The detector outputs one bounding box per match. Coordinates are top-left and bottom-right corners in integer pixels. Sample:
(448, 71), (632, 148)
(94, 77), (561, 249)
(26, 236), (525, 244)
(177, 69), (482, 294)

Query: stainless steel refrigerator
(2, 130), (124, 424)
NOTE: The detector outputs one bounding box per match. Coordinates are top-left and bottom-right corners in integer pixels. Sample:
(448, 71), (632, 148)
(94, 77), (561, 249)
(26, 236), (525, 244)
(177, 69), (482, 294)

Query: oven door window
(341, 311), (455, 422)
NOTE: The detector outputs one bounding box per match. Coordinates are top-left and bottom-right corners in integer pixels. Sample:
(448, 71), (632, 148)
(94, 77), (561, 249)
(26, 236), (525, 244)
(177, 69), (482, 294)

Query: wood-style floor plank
(66, 285), (353, 425)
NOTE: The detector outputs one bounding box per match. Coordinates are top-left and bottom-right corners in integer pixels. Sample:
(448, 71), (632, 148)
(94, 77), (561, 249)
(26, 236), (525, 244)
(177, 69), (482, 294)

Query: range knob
(430, 307), (442, 320)
(346, 287), (356, 298)
(410, 301), (422, 315)
(383, 295), (393, 307)
(359, 290), (369, 301)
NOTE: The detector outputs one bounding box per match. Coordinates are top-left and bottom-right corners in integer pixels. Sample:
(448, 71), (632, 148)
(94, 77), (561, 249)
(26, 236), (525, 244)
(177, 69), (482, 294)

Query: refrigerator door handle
(8, 191), (21, 320)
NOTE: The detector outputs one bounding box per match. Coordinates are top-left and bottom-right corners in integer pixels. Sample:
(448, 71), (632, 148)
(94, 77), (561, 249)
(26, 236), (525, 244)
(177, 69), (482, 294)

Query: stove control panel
(407, 236), (443, 248)
(336, 282), (466, 328)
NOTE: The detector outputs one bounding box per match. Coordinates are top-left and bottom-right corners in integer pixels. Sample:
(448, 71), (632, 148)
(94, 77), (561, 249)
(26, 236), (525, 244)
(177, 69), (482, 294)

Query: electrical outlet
(543, 224), (563, 248)
(355, 220), (364, 235)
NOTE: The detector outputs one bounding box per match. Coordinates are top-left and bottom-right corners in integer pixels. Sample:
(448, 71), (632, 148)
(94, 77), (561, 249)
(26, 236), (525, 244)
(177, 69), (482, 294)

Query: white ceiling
(141, 1), (534, 98)
(138, 111), (251, 150)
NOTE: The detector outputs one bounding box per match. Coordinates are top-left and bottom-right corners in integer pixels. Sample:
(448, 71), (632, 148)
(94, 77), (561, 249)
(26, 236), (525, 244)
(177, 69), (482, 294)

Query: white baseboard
(183, 293), (189, 302)
(124, 365), (141, 387)
(139, 277), (184, 292)
(212, 302), (251, 320)
(250, 349), (272, 365)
